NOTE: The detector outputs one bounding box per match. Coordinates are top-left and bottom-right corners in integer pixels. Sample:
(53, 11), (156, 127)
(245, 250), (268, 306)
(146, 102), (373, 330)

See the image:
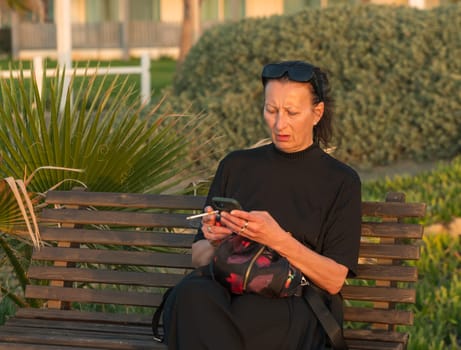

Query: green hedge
(362, 155), (461, 225)
(166, 4), (461, 170)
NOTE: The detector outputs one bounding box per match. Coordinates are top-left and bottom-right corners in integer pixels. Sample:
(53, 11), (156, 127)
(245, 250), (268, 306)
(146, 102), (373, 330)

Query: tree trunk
(119, 0), (130, 60)
(178, 0), (200, 63)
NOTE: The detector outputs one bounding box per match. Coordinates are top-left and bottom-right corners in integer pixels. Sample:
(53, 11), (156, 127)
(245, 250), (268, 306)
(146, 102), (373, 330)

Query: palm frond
(0, 61), (208, 196)
(0, 235), (29, 294)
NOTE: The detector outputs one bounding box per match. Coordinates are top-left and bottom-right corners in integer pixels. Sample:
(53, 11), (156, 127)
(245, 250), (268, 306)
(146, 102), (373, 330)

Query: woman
(163, 61), (362, 350)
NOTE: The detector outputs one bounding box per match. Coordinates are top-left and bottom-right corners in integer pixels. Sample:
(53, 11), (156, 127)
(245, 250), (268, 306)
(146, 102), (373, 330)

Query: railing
(0, 52), (151, 105)
(16, 22), (182, 50)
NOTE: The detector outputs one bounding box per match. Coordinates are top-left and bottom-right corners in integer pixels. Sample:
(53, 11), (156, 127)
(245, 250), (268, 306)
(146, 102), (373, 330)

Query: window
(284, 0), (310, 13)
(201, 0), (219, 21)
(224, 0), (245, 20)
(129, 0), (160, 21)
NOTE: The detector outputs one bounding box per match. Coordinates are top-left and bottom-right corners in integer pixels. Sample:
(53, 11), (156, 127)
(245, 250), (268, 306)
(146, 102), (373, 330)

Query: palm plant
(0, 64), (210, 315)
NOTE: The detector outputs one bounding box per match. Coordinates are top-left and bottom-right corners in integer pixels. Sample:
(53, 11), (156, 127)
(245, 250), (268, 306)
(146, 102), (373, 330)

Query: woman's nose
(274, 112), (288, 130)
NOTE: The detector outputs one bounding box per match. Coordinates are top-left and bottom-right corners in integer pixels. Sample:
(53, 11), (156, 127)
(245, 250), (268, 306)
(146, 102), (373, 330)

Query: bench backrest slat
(361, 222), (423, 239)
(40, 227), (195, 247)
(362, 201), (426, 217)
(41, 208), (195, 228)
(45, 191), (206, 209)
(33, 247), (193, 268)
(344, 307), (413, 325)
(359, 243), (420, 260)
(25, 285), (162, 307)
(28, 266), (185, 287)
(342, 285), (415, 303)
(355, 265), (418, 282)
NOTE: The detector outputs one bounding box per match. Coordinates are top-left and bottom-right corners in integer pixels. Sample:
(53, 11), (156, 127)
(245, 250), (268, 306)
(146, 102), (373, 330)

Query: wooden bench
(0, 190), (426, 350)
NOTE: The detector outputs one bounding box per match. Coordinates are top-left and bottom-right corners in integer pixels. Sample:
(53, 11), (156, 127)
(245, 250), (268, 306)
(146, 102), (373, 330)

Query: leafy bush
(167, 4), (461, 170)
(407, 233), (461, 349)
(362, 155), (461, 225)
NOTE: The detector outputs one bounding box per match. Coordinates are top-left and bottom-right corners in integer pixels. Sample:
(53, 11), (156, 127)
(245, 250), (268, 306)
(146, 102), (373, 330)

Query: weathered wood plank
(28, 266), (188, 287)
(39, 224), (422, 246)
(0, 325), (162, 350)
(359, 243), (420, 260)
(0, 343), (105, 350)
(362, 201), (426, 218)
(341, 285), (416, 303)
(40, 208), (196, 228)
(40, 227), (196, 247)
(32, 247), (193, 268)
(25, 285), (163, 307)
(344, 329), (408, 343)
(45, 191), (206, 210)
(5, 318), (152, 335)
(352, 264), (418, 282)
(344, 306), (413, 325)
(15, 308), (152, 325)
(361, 222), (423, 239)
(346, 338), (404, 350)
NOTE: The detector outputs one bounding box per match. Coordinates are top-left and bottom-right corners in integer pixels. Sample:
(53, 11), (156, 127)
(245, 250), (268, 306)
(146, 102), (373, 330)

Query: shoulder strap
(303, 286), (348, 350)
(152, 286), (174, 342)
(305, 225), (348, 349)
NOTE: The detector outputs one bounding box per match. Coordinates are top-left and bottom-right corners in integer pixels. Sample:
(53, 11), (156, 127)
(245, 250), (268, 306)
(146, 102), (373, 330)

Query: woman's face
(263, 79), (324, 153)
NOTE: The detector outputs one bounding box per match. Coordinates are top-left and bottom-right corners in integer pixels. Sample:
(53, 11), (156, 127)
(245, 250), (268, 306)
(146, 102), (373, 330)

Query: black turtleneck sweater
(195, 143), (362, 275)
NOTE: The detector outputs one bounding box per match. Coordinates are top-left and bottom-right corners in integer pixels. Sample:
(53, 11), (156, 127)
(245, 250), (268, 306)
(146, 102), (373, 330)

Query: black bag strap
(304, 227), (348, 350)
(152, 286), (174, 342)
(303, 286), (348, 350)
(152, 267), (208, 343)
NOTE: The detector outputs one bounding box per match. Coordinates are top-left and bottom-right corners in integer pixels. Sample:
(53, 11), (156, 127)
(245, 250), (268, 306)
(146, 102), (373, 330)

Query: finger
(219, 215), (250, 236)
(202, 206), (217, 224)
(226, 209), (251, 220)
(220, 211), (252, 227)
(204, 224), (232, 240)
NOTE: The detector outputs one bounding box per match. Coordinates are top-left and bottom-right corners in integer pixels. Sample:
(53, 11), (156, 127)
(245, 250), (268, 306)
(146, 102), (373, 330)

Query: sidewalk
(358, 159), (443, 182)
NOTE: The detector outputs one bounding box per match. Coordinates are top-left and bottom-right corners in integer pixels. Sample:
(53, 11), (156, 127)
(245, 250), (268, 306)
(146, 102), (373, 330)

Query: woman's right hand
(192, 206), (233, 267)
(201, 206), (233, 246)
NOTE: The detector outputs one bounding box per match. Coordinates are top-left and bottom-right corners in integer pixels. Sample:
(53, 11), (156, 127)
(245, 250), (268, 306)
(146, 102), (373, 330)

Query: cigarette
(186, 210), (219, 220)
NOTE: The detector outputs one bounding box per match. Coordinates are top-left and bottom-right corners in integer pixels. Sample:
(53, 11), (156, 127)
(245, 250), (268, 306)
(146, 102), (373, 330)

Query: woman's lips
(275, 134), (290, 142)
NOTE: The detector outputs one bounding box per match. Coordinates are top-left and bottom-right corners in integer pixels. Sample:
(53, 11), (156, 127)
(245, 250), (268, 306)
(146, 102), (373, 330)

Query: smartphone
(211, 197), (242, 212)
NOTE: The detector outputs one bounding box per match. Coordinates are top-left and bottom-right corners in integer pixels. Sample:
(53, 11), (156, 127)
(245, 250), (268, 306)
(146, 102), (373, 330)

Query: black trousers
(163, 268), (327, 350)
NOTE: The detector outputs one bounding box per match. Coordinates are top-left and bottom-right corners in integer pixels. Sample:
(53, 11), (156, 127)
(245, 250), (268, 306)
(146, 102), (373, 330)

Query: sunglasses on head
(261, 61), (324, 102)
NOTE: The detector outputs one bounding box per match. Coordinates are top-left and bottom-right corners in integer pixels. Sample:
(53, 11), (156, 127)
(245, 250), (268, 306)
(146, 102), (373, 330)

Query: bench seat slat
(341, 285), (416, 303)
(353, 264), (418, 282)
(5, 318), (152, 336)
(0, 324), (153, 341)
(46, 191), (206, 210)
(0, 343), (104, 350)
(40, 208), (195, 228)
(0, 325), (161, 350)
(345, 339), (404, 350)
(15, 308), (152, 325)
(28, 266), (188, 287)
(361, 222), (423, 239)
(344, 307), (413, 325)
(359, 243), (420, 260)
(40, 227), (196, 247)
(25, 285), (163, 307)
(32, 247), (193, 268)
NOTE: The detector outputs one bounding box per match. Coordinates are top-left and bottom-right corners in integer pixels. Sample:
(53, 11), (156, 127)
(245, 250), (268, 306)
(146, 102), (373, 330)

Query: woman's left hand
(219, 210), (291, 248)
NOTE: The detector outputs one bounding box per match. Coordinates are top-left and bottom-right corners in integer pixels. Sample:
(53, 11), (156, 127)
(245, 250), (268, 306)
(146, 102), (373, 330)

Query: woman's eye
(287, 110), (299, 116)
